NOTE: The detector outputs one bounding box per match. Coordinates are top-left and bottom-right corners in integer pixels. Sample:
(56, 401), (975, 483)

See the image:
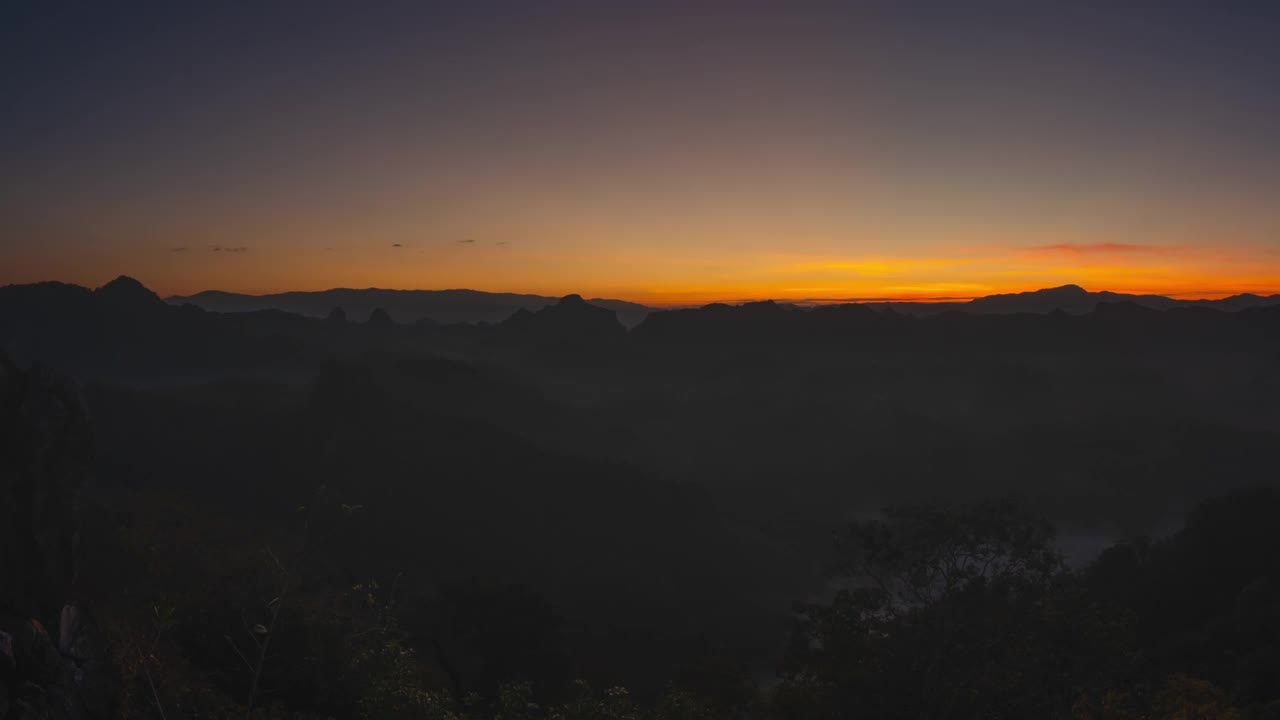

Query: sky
(3, 1), (1279, 304)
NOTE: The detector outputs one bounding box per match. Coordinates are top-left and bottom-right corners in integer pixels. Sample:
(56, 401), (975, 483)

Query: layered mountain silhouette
(170, 283), (1280, 327)
(93, 274), (166, 309)
(5, 273), (1280, 717)
(169, 287), (654, 326)
(964, 284), (1280, 314)
(500, 294), (625, 340)
(4, 277), (1280, 380)
(366, 307), (394, 328)
(873, 284), (1280, 315)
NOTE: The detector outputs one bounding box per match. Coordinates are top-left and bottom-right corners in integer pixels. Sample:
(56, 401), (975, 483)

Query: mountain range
(868, 284), (1280, 315)
(2, 277), (1278, 381)
(169, 288), (655, 327)
(168, 284), (1280, 325)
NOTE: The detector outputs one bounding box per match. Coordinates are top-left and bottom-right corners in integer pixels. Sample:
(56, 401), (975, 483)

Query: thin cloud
(170, 247), (188, 252)
(212, 246), (249, 253)
(496, 241), (510, 248)
(456, 238), (476, 245)
(1028, 243), (1164, 255)
(796, 258), (976, 275)
(391, 243), (403, 247)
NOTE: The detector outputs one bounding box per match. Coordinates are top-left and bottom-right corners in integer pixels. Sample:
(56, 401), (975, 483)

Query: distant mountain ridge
(854, 284), (1280, 315)
(499, 293), (626, 345)
(963, 284), (1280, 314)
(5, 277), (1280, 378)
(169, 283), (1280, 323)
(169, 287), (655, 326)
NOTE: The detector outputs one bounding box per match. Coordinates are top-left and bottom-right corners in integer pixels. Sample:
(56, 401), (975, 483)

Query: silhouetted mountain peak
(326, 306), (347, 323)
(94, 276), (163, 307)
(983, 284), (1089, 301)
(502, 307), (535, 328)
(967, 284), (1106, 314)
(496, 293), (624, 342)
(366, 307), (394, 328)
(1046, 284), (1088, 295)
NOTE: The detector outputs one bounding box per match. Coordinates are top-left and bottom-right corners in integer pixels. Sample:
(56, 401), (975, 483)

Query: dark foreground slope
(3, 277), (1280, 718)
(2, 357), (117, 720)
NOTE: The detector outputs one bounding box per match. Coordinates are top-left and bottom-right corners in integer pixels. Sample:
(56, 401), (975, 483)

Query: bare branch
(224, 635), (256, 674)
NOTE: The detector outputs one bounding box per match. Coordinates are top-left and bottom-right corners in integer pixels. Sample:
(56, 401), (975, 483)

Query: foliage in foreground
(71, 488), (1280, 719)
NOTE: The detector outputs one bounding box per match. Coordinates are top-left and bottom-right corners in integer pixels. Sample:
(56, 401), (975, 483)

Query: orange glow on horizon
(11, 263), (1276, 308)
(5, 220), (1276, 306)
(80, 270), (1280, 309)
(6, 3), (1280, 315)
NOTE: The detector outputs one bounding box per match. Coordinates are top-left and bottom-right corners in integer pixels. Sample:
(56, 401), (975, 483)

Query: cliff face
(1, 355), (114, 719)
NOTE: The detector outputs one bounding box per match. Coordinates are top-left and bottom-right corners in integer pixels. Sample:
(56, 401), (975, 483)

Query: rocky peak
(1044, 284), (1088, 296)
(93, 275), (163, 308)
(366, 307), (394, 328)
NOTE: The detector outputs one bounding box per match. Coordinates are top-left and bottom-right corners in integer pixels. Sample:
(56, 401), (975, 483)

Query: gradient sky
(3, 1), (1279, 303)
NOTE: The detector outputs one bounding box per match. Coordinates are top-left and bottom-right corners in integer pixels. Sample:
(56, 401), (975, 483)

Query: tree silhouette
(779, 498), (1131, 720)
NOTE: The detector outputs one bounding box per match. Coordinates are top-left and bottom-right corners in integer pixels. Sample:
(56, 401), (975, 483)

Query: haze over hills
(6, 277), (1280, 379)
(5, 274), (1280, 718)
(167, 283), (1280, 325)
(169, 287), (656, 327)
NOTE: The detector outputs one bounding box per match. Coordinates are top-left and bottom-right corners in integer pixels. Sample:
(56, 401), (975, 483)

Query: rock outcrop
(91, 276), (164, 311)
(365, 307), (394, 328)
(500, 294), (624, 342)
